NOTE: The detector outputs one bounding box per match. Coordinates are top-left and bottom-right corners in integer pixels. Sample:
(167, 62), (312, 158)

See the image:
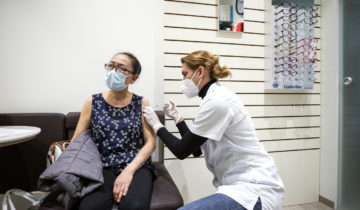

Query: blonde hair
(181, 50), (232, 80)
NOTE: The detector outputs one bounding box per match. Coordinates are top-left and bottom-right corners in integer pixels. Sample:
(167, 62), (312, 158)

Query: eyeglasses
(298, 57), (316, 64)
(275, 8), (297, 16)
(296, 17), (318, 25)
(275, 63), (297, 69)
(275, 56), (297, 63)
(276, 2), (297, 9)
(297, 10), (318, 19)
(104, 63), (134, 76)
(275, 41), (297, 49)
(275, 35), (296, 44)
(275, 70), (297, 76)
(275, 15), (297, 23)
(297, 26), (315, 36)
(275, 29), (297, 37)
(296, 51), (310, 57)
(297, 37), (314, 45)
(275, 22), (297, 30)
(296, 51), (316, 58)
(296, 44), (316, 51)
(275, 48), (296, 56)
(304, 6), (319, 13)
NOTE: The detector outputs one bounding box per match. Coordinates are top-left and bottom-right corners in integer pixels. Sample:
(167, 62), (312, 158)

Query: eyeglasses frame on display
(275, 69), (298, 76)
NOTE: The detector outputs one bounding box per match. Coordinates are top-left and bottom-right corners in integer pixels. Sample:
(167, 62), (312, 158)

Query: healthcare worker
(143, 50), (284, 210)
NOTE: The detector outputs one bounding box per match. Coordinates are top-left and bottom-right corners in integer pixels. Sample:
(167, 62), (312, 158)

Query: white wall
(0, 0), (163, 113)
(320, 0), (339, 206)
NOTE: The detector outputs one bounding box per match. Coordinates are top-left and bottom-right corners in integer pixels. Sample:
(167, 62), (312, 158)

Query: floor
(284, 202), (333, 210)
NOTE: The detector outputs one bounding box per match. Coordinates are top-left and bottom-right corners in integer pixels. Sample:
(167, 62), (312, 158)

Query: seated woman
(71, 52), (156, 210)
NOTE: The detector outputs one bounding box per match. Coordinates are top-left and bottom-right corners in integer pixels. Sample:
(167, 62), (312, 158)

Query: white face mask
(180, 69), (203, 98)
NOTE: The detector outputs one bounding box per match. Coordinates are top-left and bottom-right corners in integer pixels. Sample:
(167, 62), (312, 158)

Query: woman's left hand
(113, 169), (134, 203)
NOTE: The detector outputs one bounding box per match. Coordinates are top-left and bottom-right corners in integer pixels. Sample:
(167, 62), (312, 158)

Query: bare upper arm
(141, 98), (156, 145)
(142, 98), (151, 110)
(71, 96), (92, 141)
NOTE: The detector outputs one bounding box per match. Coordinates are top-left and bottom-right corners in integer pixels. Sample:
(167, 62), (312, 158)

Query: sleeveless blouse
(90, 93), (155, 176)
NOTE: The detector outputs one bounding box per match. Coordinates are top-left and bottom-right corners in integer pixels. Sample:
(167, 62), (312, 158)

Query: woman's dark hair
(115, 52), (142, 75)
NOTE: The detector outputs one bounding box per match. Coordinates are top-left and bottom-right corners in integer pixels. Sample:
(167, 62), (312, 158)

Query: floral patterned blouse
(90, 93), (155, 176)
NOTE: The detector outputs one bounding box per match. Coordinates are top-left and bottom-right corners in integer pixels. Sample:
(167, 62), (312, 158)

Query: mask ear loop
(194, 67), (203, 88)
(190, 69), (199, 81)
(196, 73), (203, 88)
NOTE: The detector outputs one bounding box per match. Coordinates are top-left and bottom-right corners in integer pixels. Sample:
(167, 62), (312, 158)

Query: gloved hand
(143, 106), (164, 133)
(163, 101), (183, 124)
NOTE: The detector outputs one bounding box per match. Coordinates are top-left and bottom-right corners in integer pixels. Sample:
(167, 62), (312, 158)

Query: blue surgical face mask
(104, 70), (130, 91)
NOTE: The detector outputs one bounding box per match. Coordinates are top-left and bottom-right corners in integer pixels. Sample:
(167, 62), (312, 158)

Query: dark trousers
(78, 167), (153, 210)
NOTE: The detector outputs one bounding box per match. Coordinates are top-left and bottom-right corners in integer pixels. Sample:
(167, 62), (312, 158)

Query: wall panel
(164, 67), (321, 81)
(162, 0), (321, 206)
(164, 53), (321, 70)
(164, 93), (320, 106)
(165, 105), (321, 119)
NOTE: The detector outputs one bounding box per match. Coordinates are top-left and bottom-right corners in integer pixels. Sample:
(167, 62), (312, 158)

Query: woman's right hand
(113, 169), (134, 203)
(163, 101), (183, 124)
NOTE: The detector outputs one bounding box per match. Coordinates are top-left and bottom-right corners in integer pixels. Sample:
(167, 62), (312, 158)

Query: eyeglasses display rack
(265, 0), (318, 90)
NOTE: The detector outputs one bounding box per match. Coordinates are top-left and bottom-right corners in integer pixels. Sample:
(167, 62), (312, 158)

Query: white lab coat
(190, 82), (284, 210)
